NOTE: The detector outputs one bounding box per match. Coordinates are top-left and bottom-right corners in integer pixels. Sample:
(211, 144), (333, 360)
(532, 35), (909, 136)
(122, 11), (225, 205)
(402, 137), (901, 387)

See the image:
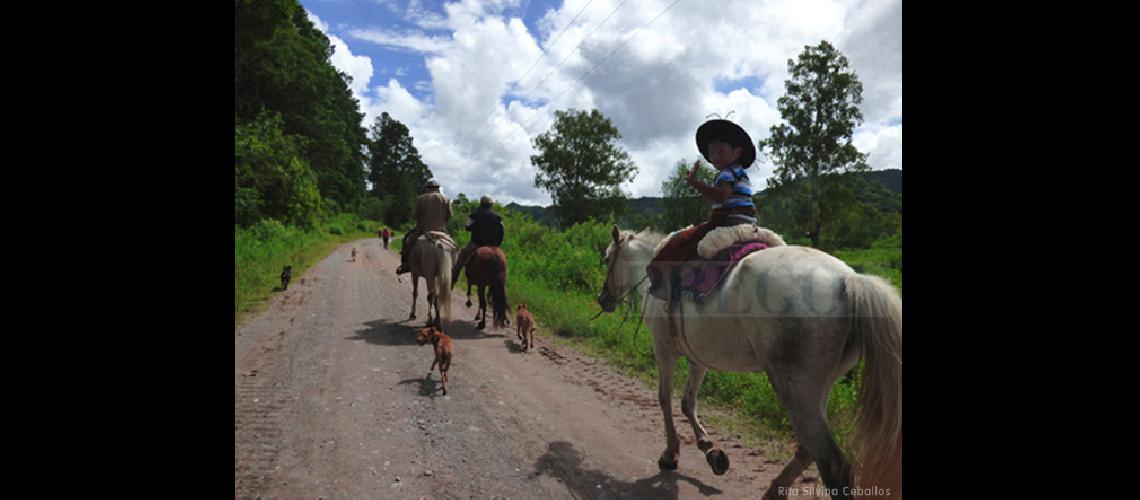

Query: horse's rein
(594, 235), (653, 358)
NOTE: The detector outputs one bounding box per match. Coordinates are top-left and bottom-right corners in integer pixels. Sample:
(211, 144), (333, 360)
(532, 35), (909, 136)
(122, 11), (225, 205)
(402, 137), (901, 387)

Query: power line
(456, 0), (597, 151)
(524, 0), (631, 100)
(465, 0), (642, 153)
(469, 0), (682, 162)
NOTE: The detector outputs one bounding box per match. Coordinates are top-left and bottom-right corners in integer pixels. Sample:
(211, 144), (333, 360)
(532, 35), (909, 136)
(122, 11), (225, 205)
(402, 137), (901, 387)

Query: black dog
(281, 266), (292, 290)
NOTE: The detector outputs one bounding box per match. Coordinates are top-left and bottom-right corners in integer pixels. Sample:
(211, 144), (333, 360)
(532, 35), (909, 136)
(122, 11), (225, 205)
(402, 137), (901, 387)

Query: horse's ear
(611, 225), (620, 243)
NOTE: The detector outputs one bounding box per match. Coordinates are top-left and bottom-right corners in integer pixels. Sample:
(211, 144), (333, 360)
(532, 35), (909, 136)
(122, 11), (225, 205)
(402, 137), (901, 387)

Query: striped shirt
(711, 165), (754, 210)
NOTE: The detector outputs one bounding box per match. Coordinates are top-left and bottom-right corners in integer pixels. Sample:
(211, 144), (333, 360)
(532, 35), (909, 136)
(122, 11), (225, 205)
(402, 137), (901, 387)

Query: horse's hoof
(697, 439), (714, 452)
(465, 300), (472, 308)
(657, 457), (678, 471)
(477, 322), (486, 330)
(409, 314), (416, 320)
(705, 448), (729, 475)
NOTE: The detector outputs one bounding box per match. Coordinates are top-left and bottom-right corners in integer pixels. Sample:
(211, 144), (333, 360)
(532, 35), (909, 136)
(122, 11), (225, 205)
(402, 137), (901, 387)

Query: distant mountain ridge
(505, 169), (901, 226)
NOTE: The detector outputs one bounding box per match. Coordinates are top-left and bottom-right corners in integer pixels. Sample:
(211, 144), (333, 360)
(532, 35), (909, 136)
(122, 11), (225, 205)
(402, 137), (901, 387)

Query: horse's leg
(680, 361), (728, 475)
(476, 285), (487, 330)
(761, 445), (812, 500)
(466, 283), (473, 309)
(768, 366), (855, 500)
(652, 330), (682, 470)
(409, 273), (419, 320)
(433, 293), (442, 329)
(425, 268), (437, 328)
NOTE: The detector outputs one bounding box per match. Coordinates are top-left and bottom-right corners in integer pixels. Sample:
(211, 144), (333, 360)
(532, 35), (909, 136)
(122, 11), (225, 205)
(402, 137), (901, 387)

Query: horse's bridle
(601, 235), (649, 309)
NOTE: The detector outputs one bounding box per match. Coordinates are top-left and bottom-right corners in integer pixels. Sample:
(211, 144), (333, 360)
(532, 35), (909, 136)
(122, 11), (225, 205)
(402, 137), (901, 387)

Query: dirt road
(235, 239), (820, 499)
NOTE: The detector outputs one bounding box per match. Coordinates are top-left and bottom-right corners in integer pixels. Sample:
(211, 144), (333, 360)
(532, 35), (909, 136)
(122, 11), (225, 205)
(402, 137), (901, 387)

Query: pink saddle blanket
(678, 241), (769, 299)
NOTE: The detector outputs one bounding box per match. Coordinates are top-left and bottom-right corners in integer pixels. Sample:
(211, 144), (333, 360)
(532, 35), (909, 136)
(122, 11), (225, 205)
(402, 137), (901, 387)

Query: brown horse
(463, 246), (509, 330)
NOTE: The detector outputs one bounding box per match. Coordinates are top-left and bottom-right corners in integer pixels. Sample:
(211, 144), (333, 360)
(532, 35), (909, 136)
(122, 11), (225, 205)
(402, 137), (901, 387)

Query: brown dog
(417, 327), (453, 395)
(516, 303), (536, 352)
(351, 247), (357, 261)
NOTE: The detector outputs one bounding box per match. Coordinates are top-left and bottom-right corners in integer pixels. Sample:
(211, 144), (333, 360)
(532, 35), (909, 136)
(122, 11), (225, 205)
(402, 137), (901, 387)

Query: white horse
(408, 233), (455, 329)
(598, 225), (901, 500)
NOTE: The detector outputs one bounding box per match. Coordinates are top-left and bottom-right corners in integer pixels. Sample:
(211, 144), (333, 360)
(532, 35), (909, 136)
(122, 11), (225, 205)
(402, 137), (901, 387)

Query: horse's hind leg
(762, 445), (812, 500)
(409, 274), (419, 320)
(768, 367), (855, 500)
(432, 286), (443, 329)
(476, 286), (487, 330)
(466, 283), (473, 309)
(680, 362), (728, 475)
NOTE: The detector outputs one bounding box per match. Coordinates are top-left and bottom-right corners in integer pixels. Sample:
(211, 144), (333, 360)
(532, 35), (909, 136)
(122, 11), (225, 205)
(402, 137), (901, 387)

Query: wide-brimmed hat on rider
(424, 179), (441, 190)
(695, 118), (756, 168)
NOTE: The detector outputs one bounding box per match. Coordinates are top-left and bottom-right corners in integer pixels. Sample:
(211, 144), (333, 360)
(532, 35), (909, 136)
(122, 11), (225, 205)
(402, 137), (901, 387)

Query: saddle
(653, 224), (786, 303)
(418, 231), (458, 252)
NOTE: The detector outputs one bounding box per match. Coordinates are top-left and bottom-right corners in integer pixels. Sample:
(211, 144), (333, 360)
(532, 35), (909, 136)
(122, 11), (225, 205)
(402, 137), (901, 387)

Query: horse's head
(598, 225), (639, 313)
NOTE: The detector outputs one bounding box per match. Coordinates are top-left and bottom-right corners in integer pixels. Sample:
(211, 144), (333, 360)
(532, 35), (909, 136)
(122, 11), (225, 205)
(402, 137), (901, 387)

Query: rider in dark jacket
(452, 195), (504, 286)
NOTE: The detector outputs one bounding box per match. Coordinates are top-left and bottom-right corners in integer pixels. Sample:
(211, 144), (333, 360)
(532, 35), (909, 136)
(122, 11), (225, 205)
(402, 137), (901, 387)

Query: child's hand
(686, 160), (702, 186)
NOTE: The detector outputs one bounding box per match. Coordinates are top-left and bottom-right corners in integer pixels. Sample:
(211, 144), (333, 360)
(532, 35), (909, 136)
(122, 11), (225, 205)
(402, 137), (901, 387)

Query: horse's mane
(617, 227), (665, 257)
(652, 226), (693, 258)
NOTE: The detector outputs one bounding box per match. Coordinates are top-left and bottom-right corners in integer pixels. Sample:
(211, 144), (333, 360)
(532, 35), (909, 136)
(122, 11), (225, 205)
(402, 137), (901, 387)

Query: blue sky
(304, 0), (561, 104)
(298, 0), (902, 206)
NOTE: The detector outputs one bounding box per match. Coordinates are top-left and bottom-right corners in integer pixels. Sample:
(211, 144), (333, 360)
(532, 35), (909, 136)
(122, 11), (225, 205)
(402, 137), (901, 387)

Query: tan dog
(416, 327), (453, 395)
(516, 303), (536, 352)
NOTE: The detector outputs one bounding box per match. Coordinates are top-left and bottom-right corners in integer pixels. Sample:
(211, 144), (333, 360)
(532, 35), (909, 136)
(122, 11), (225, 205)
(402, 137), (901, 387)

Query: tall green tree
(367, 112), (433, 224)
(531, 109), (638, 228)
(234, 112), (323, 228)
(659, 159), (716, 231)
(758, 40), (870, 248)
(234, 0), (368, 214)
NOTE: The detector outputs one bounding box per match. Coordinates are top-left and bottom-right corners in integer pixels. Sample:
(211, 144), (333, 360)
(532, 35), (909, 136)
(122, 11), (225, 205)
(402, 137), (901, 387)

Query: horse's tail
(435, 242), (453, 326)
(489, 252), (507, 325)
(844, 272), (902, 500)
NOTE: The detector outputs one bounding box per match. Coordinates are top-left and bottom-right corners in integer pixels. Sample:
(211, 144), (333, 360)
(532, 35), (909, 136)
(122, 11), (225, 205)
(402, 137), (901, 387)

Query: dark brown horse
(463, 246), (509, 330)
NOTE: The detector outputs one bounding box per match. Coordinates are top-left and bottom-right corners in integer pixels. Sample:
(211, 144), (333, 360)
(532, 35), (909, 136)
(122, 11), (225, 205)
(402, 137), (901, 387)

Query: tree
(531, 109), (638, 228)
(234, 111), (323, 228)
(757, 171), (900, 248)
(235, 0), (369, 214)
(758, 40), (870, 248)
(659, 159), (716, 231)
(367, 112), (433, 224)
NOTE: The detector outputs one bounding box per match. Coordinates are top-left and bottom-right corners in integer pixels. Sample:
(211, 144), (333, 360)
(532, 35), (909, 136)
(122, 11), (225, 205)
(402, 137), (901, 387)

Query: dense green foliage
(531, 109), (639, 228)
(758, 40), (871, 248)
(235, 0), (369, 220)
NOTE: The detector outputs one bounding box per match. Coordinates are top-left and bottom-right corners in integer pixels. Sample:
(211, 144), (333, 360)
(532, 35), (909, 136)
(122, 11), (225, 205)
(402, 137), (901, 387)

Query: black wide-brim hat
(696, 119), (756, 168)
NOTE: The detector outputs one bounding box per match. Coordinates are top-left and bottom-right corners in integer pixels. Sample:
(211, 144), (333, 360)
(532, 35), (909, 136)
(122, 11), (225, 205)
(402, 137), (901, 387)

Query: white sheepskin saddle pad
(696, 224), (786, 258)
(652, 224), (785, 259)
(423, 231), (458, 252)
